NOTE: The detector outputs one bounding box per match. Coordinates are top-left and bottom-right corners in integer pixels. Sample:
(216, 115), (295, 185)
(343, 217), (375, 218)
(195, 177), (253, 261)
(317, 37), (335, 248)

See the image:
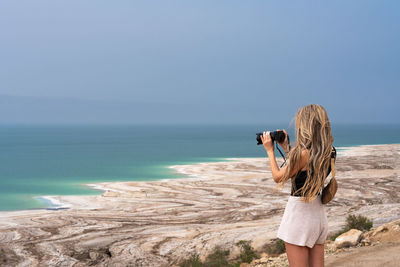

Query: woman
(260, 104), (335, 267)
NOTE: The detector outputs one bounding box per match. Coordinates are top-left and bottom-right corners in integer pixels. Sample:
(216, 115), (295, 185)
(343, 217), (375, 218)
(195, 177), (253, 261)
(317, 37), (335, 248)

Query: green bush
(203, 246), (230, 267)
(179, 246), (231, 267)
(179, 253), (203, 267)
(235, 240), (258, 263)
(345, 214), (373, 232)
(264, 239), (286, 255)
(179, 241), (260, 267)
(330, 214), (373, 241)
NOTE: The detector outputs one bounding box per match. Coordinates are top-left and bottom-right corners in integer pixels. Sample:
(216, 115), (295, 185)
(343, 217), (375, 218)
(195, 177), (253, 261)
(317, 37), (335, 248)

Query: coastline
(31, 143), (400, 212)
(0, 144), (399, 266)
(1, 143), (397, 213)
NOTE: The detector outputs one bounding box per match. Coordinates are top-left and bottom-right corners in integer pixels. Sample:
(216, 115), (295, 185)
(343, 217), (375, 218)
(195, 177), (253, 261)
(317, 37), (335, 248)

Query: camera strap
(276, 144), (287, 168)
(276, 134), (290, 168)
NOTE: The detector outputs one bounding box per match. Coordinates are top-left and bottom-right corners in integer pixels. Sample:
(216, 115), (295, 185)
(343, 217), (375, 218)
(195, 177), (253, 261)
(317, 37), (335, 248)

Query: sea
(0, 123), (399, 212)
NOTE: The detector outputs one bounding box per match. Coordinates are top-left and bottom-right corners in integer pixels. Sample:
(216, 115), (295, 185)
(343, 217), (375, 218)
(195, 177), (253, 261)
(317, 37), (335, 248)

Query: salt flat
(0, 144), (399, 266)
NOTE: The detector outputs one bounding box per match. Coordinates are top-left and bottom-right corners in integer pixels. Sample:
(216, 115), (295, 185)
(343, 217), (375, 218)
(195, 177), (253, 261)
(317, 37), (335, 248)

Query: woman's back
(291, 147), (336, 197)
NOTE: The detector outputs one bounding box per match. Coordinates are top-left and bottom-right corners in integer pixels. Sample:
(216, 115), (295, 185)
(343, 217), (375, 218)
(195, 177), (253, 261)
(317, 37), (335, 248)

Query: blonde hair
(280, 104), (334, 202)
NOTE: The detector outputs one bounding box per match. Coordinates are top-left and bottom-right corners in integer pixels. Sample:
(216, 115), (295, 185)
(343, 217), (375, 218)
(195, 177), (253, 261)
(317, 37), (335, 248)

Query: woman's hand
(260, 131), (274, 152)
(277, 129), (290, 154)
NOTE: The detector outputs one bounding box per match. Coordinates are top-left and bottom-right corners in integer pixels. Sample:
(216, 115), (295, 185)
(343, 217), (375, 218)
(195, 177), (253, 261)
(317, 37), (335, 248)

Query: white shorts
(277, 195), (328, 248)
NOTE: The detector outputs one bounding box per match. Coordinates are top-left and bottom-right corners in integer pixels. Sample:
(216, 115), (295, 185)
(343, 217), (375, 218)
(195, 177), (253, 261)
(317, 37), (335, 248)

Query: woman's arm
(267, 147), (287, 183)
(261, 131), (308, 183)
(260, 131), (286, 183)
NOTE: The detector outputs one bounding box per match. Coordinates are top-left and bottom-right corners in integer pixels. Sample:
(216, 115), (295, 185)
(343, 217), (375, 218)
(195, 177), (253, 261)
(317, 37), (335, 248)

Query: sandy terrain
(0, 144), (399, 266)
(324, 216), (400, 267)
(326, 242), (400, 267)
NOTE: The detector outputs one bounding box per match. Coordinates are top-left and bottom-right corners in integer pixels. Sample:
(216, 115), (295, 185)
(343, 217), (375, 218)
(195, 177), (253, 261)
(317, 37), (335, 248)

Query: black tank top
(291, 146), (336, 196)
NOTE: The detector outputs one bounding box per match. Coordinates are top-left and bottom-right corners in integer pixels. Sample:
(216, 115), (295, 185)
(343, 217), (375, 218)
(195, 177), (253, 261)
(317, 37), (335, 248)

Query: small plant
(179, 253), (203, 267)
(330, 214), (373, 241)
(235, 240), (258, 263)
(203, 246), (230, 267)
(264, 239), (286, 255)
(179, 241), (260, 267)
(345, 214), (373, 232)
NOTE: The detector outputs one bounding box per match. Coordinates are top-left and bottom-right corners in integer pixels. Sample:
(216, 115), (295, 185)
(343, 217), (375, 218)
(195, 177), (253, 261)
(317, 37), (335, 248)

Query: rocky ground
(242, 218), (400, 267)
(325, 218), (400, 267)
(0, 144), (399, 266)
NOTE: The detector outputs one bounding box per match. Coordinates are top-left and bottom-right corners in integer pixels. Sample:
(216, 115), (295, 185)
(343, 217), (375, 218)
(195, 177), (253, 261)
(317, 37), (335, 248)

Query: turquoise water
(0, 124), (399, 211)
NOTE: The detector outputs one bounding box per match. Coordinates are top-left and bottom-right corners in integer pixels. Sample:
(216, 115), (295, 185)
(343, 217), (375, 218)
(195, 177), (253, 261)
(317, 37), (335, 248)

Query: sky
(0, 0), (399, 125)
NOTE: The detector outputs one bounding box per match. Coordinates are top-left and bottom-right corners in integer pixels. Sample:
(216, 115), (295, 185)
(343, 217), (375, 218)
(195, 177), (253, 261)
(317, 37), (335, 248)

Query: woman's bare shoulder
(299, 149), (310, 170)
(287, 148), (310, 177)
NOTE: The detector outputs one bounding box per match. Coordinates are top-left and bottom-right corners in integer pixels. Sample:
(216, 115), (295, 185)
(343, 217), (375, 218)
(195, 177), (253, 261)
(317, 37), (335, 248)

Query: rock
(239, 263), (252, 267)
(258, 256), (269, 264)
(251, 256), (269, 265)
(360, 237), (371, 246)
(334, 229), (363, 248)
(260, 252), (268, 258)
(373, 225), (388, 235)
(326, 242), (337, 252)
(89, 251), (99, 260)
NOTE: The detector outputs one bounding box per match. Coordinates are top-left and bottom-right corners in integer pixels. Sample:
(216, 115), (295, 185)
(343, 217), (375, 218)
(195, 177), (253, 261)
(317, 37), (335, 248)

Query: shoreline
(1, 143), (399, 215)
(29, 144), (400, 212)
(2, 144), (399, 220)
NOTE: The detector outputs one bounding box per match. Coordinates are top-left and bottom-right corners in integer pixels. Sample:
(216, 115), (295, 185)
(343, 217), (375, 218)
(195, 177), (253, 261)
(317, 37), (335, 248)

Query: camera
(256, 130), (286, 145)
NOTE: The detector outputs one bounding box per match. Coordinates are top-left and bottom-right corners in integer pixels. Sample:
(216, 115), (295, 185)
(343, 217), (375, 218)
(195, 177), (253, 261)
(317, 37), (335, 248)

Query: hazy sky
(0, 1), (399, 124)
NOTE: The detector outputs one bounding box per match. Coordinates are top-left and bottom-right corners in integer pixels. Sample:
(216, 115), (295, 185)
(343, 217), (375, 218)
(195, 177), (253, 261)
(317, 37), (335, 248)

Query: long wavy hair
(280, 104), (333, 202)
